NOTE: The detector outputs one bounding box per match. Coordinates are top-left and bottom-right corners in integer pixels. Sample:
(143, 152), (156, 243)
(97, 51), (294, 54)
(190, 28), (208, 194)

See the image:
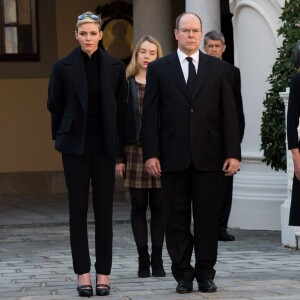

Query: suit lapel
(98, 49), (112, 101)
(167, 52), (191, 101)
(193, 51), (210, 100)
(167, 51), (211, 102)
(64, 47), (88, 112)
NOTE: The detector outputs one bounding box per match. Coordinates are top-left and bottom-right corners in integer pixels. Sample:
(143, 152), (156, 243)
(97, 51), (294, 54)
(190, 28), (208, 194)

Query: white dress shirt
(177, 49), (199, 83)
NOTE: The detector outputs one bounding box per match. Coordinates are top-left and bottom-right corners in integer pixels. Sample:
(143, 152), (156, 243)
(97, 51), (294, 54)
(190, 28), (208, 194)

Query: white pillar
(228, 0), (286, 230)
(133, 0), (173, 54)
(186, 0), (221, 34)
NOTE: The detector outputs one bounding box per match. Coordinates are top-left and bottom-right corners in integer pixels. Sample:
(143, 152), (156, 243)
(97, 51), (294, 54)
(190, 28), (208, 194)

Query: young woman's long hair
(126, 35), (163, 78)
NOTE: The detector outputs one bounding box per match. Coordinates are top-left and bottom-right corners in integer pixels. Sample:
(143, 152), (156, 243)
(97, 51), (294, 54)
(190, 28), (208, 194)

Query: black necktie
(186, 57), (196, 95)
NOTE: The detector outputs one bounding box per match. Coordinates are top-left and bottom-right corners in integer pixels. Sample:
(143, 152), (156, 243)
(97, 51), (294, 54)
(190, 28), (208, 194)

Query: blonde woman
(48, 12), (126, 297)
(115, 36), (165, 278)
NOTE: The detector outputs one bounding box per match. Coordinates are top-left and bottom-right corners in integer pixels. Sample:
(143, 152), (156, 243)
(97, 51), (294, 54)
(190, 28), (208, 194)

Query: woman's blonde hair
(75, 11), (102, 31)
(126, 35), (163, 78)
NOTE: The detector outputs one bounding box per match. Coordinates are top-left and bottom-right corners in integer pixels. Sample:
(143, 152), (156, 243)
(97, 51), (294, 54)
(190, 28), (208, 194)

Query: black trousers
(162, 164), (220, 282)
(289, 175), (300, 226)
(62, 133), (115, 275)
(218, 175), (233, 233)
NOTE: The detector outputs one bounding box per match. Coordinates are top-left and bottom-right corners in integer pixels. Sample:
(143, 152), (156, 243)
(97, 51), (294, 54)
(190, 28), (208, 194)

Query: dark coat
(287, 73), (300, 150)
(124, 77), (141, 145)
(227, 63), (245, 143)
(287, 73), (300, 226)
(47, 47), (127, 159)
(142, 50), (241, 172)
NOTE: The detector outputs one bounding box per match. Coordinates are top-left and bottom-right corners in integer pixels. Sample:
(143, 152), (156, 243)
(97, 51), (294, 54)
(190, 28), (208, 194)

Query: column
(185, 0), (221, 39)
(133, 0), (173, 54)
(228, 0), (286, 230)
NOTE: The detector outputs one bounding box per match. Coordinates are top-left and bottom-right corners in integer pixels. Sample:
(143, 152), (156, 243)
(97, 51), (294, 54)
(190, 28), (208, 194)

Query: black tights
(129, 188), (164, 248)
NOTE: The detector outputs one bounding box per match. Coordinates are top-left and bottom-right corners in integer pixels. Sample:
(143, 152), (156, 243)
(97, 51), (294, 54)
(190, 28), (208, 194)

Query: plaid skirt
(124, 144), (162, 188)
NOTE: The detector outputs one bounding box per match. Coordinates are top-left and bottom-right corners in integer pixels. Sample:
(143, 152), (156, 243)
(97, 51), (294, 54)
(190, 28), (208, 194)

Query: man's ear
(99, 31), (103, 41)
(174, 29), (179, 41)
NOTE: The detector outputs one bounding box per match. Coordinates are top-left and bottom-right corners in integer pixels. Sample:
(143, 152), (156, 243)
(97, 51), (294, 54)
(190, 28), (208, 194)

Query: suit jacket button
(190, 108), (194, 112)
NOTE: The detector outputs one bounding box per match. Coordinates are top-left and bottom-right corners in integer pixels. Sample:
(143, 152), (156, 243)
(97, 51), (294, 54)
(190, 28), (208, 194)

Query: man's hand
(222, 158), (240, 176)
(115, 163), (125, 178)
(145, 158), (161, 177)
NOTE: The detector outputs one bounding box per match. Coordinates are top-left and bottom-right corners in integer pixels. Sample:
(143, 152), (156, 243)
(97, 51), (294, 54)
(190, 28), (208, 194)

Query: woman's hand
(115, 163), (125, 178)
(291, 149), (300, 181)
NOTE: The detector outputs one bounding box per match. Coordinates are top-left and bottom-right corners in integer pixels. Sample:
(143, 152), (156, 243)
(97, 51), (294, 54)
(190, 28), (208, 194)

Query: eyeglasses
(77, 14), (100, 21)
(178, 28), (202, 35)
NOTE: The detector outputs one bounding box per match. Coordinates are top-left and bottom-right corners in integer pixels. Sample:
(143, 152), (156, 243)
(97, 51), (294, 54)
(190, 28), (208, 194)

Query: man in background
(204, 30), (245, 242)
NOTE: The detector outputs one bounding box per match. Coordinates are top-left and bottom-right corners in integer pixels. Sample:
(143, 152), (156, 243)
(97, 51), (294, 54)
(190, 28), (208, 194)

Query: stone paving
(1, 194), (300, 299)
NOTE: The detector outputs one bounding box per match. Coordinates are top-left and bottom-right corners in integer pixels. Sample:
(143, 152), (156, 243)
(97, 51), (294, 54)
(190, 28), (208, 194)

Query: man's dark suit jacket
(47, 47), (126, 159)
(142, 50), (241, 172)
(227, 63), (245, 143)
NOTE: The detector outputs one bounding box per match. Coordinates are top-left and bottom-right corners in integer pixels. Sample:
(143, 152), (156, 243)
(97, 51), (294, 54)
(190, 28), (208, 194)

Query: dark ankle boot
(137, 246), (150, 278)
(151, 246), (166, 277)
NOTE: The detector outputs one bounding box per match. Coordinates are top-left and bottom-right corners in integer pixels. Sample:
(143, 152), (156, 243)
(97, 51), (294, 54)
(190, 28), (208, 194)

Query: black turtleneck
(81, 50), (102, 133)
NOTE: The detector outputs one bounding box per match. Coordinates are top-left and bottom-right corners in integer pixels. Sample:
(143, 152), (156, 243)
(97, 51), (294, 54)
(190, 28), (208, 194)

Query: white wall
(229, 0), (286, 230)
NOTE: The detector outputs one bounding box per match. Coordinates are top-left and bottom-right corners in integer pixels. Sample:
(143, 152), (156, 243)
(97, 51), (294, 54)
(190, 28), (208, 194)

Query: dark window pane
(30, 0), (37, 52)
(0, 24), (3, 54)
(19, 25), (33, 53)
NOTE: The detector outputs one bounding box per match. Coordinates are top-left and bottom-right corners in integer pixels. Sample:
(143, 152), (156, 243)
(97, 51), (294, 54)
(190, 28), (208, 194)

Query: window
(0, 0), (38, 61)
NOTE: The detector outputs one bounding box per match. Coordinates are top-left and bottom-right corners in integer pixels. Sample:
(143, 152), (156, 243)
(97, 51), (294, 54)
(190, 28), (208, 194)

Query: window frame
(0, 0), (57, 79)
(0, 0), (40, 61)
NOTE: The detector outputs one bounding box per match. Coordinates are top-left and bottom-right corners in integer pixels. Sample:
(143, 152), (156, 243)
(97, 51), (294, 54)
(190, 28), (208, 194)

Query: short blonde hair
(126, 35), (163, 78)
(75, 11), (102, 31)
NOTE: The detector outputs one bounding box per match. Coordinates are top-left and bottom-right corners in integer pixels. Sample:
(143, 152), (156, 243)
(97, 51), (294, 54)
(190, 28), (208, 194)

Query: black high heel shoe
(77, 275), (93, 298)
(96, 274), (111, 296)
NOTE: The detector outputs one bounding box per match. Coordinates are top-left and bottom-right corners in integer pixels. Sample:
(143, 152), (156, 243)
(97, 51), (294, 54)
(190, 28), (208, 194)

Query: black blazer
(142, 50), (241, 172)
(287, 73), (300, 150)
(47, 47), (127, 159)
(227, 63), (245, 143)
(124, 77), (141, 145)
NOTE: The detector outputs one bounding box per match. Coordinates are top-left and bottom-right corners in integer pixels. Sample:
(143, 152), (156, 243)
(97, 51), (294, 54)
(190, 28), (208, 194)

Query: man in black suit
(142, 12), (241, 294)
(203, 30), (245, 242)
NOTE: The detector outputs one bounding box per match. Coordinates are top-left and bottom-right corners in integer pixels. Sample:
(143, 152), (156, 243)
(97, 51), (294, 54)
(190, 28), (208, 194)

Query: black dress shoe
(198, 278), (217, 293)
(218, 231), (235, 241)
(176, 279), (193, 294)
(77, 284), (93, 298)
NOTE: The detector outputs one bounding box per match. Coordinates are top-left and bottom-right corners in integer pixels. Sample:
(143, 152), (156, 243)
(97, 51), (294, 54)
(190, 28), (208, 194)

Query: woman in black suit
(47, 11), (126, 297)
(288, 42), (300, 227)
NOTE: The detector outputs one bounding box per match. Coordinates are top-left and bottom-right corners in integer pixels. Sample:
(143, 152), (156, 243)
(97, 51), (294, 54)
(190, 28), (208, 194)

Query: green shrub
(260, 0), (300, 171)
